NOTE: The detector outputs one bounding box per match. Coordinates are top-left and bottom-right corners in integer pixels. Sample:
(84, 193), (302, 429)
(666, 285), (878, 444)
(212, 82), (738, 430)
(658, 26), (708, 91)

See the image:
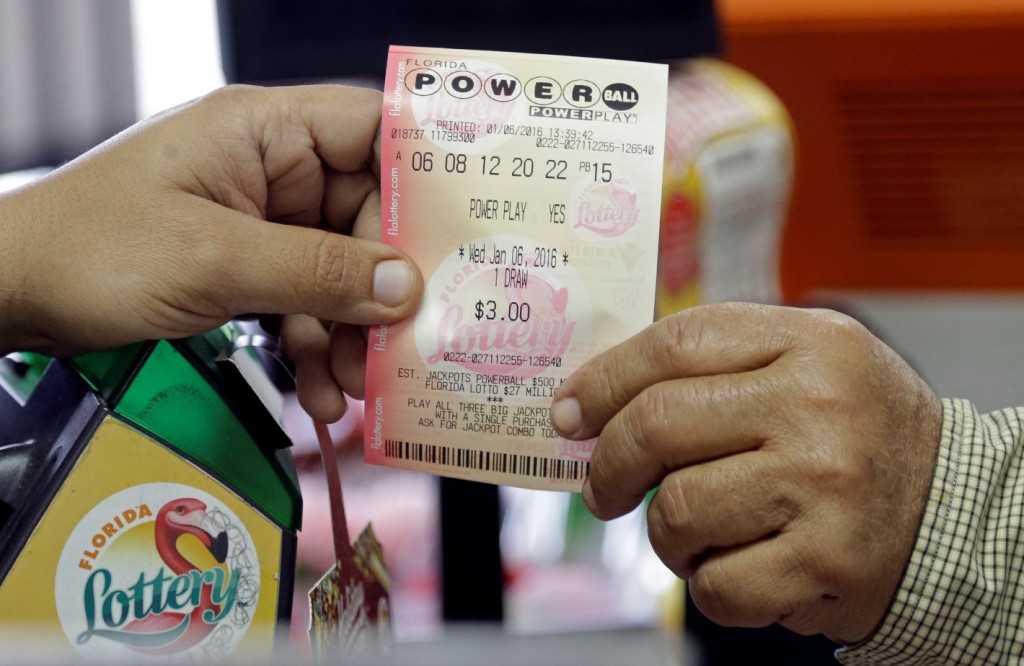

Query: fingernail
(550, 397), (582, 436)
(374, 260), (414, 307)
(582, 477), (597, 514)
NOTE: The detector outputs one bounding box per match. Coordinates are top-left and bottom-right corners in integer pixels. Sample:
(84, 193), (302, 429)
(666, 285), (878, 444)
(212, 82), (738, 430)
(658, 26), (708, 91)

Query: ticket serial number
(390, 128), (474, 143)
(389, 126), (656, 156)
(534, 138), (657, 155)
(440, 352), (563, 368)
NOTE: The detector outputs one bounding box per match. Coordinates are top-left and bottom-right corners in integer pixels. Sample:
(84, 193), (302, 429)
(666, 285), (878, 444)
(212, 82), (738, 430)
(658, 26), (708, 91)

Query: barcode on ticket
(383, 439), (589, 483)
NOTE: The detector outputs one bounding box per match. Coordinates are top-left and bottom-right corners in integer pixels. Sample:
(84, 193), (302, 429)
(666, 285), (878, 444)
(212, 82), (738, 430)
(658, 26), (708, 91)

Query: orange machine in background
(718, 0), (1024, 300)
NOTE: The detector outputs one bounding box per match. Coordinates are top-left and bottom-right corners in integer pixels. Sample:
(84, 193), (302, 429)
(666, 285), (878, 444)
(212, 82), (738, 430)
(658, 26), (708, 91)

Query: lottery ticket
(364, 45), (667, 491)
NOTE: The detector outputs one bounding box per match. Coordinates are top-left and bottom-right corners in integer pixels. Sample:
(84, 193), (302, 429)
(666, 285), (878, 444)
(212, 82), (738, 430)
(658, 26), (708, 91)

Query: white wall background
(130, 0), (224, 120)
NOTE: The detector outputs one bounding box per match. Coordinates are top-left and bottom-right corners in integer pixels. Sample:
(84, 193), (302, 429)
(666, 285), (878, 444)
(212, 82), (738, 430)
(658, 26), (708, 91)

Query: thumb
(198, 206), (422, 324)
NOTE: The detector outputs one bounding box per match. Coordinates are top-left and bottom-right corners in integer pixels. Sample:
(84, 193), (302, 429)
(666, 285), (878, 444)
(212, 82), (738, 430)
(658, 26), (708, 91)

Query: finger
(254, 85), (381, 227)
(322, 168), (378, 234)
(282, 314), (347, 423)
(195, 199), (421, 324)
(550, 303), (801, 440)
(329, 323), (370, 399)
(372, 128), (382, 178)
(644, 452), (802, 573)
(351, 186), (382, 242)
(686, 534), (844, 638)
(264, 156), (325, 227)
(585, 370), (779, 518)
(143, 85), (380, 226)
(266, 85), (382, 174)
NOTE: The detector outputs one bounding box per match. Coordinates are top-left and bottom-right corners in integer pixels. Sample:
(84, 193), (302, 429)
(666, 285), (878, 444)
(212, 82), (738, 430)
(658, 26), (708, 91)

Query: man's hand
(0, 84), (422, 422)
(549, 302), (942, 644)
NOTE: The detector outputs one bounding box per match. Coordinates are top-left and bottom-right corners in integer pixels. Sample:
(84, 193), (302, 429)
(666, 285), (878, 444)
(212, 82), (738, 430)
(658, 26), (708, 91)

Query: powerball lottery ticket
(364, 45), (667, 491)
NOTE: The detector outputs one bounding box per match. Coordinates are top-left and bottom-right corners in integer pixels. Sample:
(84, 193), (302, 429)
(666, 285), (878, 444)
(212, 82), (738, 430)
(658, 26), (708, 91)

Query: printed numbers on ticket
(365, 45), (668, 491)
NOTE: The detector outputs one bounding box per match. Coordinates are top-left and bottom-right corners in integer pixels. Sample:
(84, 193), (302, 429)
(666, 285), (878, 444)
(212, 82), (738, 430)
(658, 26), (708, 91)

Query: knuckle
(774, 543), (843, 636)
(781, 531), (844, 598)
(689, 561), (740, 627)
(587, 400), (668, 519)
(631, 387), (672, 449)
(305, 233), (356, 309)
(651, 475), (697, 535)
(691, 557), (791, 630)
(593, 368), (630, 416)
(794, 371), (847, 417)
(807, 307), (866, 339)
(786, 427), (871, 497)
(656, 310), (707, 369)
(657, 303), (774, 373)
(647, 480), (699, 569)
(585, 440), (617, 497)
(820, 449), (870, 494)
(200, 83), (263, 111)
(802, 310), (878, 373)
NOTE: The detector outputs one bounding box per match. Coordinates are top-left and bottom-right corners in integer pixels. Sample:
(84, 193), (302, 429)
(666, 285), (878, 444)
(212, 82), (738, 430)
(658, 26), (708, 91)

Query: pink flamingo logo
(80, 498), (234, 654)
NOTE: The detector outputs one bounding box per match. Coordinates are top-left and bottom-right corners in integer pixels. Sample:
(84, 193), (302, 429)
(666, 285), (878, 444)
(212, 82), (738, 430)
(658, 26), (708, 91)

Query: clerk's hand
(0, 84), (422, 422)
(549, 302), (942, 644)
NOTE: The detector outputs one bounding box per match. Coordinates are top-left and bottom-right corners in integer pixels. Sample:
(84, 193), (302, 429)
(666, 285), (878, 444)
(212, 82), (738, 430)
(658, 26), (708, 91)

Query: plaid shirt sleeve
(836, 398), (1024, 664)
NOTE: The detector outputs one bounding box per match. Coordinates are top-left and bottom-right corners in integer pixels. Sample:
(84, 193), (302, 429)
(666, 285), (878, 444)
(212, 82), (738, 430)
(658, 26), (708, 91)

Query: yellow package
(657, 58), (795, 317)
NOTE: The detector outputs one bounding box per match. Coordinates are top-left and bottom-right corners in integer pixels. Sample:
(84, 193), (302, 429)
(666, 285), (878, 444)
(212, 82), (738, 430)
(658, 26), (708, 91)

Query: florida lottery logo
(56, 483), (260, 661)
(570, 176), (643, 239)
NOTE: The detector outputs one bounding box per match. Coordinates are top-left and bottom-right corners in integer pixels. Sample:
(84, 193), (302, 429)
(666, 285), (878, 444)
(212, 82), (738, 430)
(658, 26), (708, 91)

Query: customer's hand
(550, 302), (942, 644)
(0, 84), (422, 422)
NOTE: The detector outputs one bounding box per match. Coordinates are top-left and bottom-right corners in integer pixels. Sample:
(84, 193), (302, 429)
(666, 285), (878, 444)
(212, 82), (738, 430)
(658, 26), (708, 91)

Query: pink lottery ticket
(365, 45), (668, 491)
